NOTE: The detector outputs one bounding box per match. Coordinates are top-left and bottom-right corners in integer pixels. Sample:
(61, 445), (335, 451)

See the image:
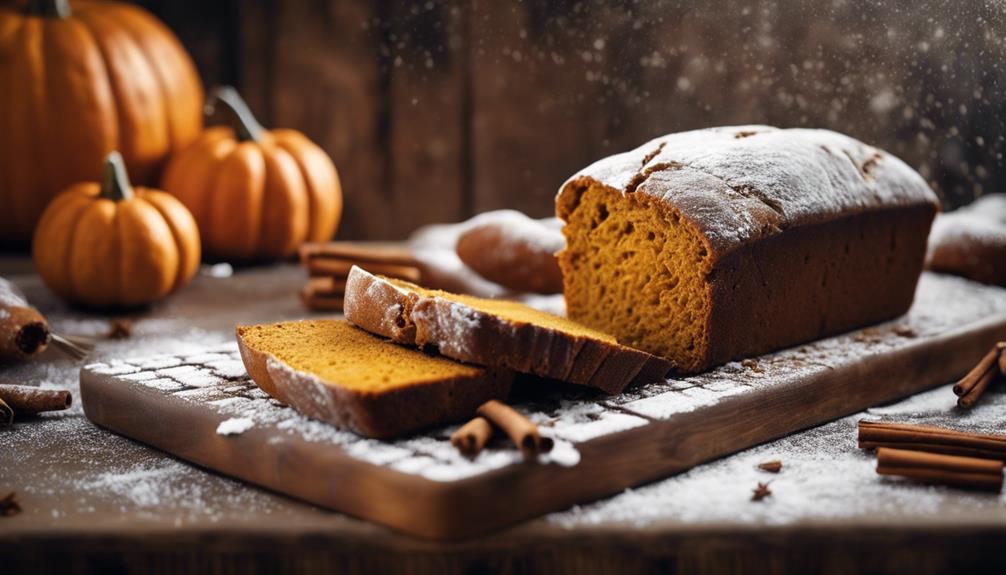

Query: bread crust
(345, 266), (671, 394)
(236, 323), (512, 439)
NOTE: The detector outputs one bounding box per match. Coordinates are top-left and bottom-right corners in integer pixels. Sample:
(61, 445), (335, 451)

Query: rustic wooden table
(1, 260), (1005, 574)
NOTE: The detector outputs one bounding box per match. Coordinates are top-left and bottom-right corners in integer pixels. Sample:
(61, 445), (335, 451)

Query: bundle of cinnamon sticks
(450, 399), (553, 459)
(859, 420), (1005, 492)
(952, 341), (1006, 408)
(298, 243), (423, 311)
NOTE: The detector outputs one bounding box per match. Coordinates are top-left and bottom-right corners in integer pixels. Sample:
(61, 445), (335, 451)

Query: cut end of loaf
(558, 182), (714, 372)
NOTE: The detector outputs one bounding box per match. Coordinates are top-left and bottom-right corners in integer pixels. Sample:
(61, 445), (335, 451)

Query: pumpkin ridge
(10, 18), (46, 242)
(140, 189), (200, 291)
(99, 3), (201, 152)
(73, 8), (169, 185)
(37, 191), (93, 300)
(272, 133), (340, 243)
(257, 143), (309, 258)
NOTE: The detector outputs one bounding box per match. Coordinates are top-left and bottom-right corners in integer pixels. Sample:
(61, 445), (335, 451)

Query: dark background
(133, 0), (1006, 240)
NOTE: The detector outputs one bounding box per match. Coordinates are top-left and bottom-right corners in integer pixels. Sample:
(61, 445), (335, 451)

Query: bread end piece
(345, 265), (419, 344)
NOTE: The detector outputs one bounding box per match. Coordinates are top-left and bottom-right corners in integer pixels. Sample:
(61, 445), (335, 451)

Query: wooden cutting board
(80, 273), (1006, 540)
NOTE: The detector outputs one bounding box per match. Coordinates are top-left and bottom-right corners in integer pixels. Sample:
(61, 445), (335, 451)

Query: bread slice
(344, 266), (671, 394)
(236, 319), (512, 438)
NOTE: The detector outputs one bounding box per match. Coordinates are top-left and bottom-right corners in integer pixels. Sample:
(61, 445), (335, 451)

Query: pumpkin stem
(206, 86), (264, 142)
(99, 152), (134, 202)
(24, 0), (71, 18)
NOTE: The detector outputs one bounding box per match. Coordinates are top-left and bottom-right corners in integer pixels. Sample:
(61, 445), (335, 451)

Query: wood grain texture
(79, 273), (1006, 540)
(124, 0), (1006, 242)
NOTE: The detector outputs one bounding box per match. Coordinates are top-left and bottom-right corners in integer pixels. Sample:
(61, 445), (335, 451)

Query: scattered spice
(953, 342), (1004, 408)
(757, 459), (782, 473)
(751, 482), (772, 501)
(107, 319), (133, 339)
(0, 492), (21, 517)
(893, 325), (917, 338)
(741, 359), (763, 373)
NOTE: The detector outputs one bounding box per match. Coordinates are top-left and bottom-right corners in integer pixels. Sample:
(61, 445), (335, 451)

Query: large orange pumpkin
(33, 152), (201, 308)
(162, 87), (342, 262)
(0, 0), (204, 248)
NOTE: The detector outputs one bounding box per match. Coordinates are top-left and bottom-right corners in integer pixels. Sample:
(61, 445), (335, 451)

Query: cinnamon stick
(0, 277), (91, 362)
(476, 400), (553, 457)
(952, 345), (1001, 396)
(999, 348), (1006, 377)
(858, 420), (1006, 460)
(958, 366), (998, 409)
(876, 447), (1003, 492)
(450, 416), (494, 456)
(299, 242), (419, 267)
(0, 384), (71, 413)
(0, 284), (51, 362)
(306, 258), (422, 282)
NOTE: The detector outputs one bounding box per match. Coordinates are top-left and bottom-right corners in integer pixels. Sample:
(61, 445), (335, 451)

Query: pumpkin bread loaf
(556, 125), (940, 374)
(344, 266), (671, 394)
(236, 319), (512, 438)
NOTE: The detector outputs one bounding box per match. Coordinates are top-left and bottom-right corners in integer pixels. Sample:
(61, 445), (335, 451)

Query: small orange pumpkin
(33, 152), (201, 308)
(162, 87), (342, 262)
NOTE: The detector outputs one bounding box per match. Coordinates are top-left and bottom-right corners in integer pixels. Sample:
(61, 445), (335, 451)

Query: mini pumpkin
(0, 0), (204, 248)
(162, 87), (342, 262)
(33, 152), (201, 308)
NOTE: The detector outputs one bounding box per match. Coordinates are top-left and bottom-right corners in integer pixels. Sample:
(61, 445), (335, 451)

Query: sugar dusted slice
(236, 319), (511, 439)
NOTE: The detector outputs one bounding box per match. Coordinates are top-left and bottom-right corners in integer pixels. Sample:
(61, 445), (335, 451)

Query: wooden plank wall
(136, 0), (1006, 240)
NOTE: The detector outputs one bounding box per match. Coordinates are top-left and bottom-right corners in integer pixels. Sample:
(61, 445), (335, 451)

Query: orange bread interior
(382, 276), (619, 343)
(237, 320), (485, 393)
(558, 184), (713, 372)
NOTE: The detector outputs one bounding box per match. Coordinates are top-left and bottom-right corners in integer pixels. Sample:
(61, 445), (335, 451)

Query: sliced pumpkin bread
(236, 319), (512, 438)
(344, 266), (672, 394)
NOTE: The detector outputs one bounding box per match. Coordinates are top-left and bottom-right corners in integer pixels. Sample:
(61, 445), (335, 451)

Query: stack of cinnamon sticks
(953, 342), (1006, 408)
(450, 399), (553, 459)
(859, 420), (1005, 492)
(298, 243), (423, 311)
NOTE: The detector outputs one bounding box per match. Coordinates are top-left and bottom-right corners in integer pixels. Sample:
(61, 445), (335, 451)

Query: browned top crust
(557, 125), (940, 259)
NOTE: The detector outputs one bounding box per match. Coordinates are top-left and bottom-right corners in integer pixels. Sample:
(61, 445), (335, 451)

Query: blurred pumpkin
(33, 152), (201, 308)
(0, 0), (204, 248)
(162, 86), (342, 262)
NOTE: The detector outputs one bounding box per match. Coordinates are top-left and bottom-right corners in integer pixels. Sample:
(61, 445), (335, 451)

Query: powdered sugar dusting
(217, 417), (255, 436)
(6, 265), (1006, 533)
(569, 125), (939, 253)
